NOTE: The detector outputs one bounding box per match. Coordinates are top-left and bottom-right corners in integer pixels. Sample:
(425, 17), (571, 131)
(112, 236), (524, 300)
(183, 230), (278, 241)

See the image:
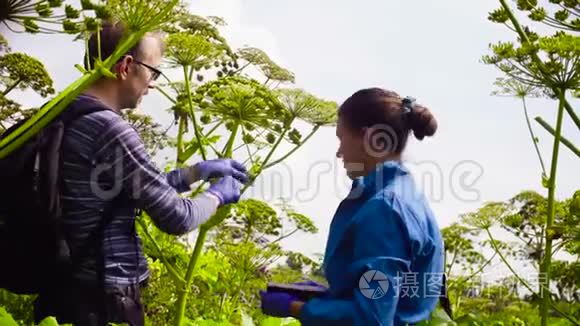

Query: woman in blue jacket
(260, 88), (445, 325)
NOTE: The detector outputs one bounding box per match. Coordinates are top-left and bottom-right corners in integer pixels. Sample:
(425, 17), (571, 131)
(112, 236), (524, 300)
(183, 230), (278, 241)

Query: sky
(3, 0), (579, 266)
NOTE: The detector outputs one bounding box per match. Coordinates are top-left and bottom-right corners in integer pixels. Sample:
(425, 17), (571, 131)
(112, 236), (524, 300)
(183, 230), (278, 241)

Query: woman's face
(335, 116), (369, 180)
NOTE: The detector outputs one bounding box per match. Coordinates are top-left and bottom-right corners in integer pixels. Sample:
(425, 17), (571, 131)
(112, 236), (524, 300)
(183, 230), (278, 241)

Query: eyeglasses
(133, 60), (162, 81)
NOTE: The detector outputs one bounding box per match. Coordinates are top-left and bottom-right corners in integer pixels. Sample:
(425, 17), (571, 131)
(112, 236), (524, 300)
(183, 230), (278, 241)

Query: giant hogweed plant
(0, 0), (181, 159)
(113, 11), (337, 326)
(139, 59), (336, 326)
(483, 0), (579, 325)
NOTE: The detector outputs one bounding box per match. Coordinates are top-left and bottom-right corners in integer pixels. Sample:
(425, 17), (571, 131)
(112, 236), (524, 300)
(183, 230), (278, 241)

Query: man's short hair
(83, 21), (163, 70)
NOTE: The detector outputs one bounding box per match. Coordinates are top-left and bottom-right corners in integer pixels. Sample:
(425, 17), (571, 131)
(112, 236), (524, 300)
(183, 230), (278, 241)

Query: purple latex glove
(260, 290), (298, 317)
(206, 175), (242, 206)
(194, 159), (248, 183)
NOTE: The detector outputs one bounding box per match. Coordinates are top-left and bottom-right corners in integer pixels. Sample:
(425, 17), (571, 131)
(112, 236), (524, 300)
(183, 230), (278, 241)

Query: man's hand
(206, 175), (242, 206)
(192, 159), (248, 184)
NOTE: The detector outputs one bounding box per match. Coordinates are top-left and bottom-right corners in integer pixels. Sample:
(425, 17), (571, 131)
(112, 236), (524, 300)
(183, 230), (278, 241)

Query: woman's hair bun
(407, 105), (437, 140)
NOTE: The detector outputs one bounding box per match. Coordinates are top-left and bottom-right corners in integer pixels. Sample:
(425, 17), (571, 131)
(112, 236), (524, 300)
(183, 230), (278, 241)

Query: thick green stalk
(183, 65), (207, 160)
(540, 93), (566, 326)
(174, 125), (285, 323)
(174, 122), (240, 325)
(222, 122), (239, 158)
(264, 125), (320, 169)
(535, 117), (580, 159)
(174, 227), (209, 326)
(0, 29), (149, 158)
(521, 97), (547, 174)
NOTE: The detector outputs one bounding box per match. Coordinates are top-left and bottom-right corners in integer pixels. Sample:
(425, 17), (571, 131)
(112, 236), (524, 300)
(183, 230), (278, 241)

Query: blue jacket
(300, 161), (445, 325)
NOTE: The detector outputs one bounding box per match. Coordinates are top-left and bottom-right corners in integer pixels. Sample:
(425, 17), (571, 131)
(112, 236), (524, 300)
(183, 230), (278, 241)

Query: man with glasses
(33, 21), (247, 326)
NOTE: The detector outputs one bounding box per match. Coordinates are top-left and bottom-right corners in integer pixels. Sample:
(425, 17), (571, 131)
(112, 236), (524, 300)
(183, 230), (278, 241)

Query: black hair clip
(402, 96), (416, 114)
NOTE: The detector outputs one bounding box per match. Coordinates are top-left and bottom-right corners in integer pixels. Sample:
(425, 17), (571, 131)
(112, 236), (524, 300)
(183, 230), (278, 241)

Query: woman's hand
(260, 291), (304, 318)
(289, 300), (305, 318)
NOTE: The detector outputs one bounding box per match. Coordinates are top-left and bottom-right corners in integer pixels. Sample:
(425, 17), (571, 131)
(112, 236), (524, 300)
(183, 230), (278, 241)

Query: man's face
(116, 36), (163, 109)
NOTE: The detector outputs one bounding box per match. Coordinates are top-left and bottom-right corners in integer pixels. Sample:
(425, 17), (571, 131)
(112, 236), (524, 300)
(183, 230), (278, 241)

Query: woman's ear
(362, 125), (397, 158)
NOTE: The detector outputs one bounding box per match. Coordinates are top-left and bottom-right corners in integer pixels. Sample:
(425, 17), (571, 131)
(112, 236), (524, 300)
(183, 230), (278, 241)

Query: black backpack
(0, 100), (111, 294)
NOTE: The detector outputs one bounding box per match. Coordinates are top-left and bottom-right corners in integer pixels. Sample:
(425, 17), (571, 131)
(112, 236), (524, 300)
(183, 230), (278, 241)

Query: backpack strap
(42, 97), (114, 219)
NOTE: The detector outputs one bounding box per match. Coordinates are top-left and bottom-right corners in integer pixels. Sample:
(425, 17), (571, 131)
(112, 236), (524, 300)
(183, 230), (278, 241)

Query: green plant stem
(183, 65), (206, 161)
(521, 97), (547, 174)
(240, 127), (290, 193)
(180, 121), (224, 163)
(563, 100), (579, 131)
(85, 31), (91, 71)
(155, 86), (176, 104)
(96, 22), (102, 62)
(136, 218), (185, 286)
(2, 78), (21, 96)
(446, 249), (459, 276)
(484, 228), (536, 294)
(261, 127), (288, 167)
(0, 70), (93, 157)
(448, 252), (497, 291)
(222, 122), (239, 158)
(189, 66), (195, 83)
(264, 125), (319, 169)
(175, 227), (209, 326)
(535, 117), (580, 159)
(205, 121), (223, 137)
(540, 93), (566, 326)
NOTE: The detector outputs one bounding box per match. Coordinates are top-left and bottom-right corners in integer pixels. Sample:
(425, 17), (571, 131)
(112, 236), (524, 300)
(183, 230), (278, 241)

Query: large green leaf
(38, 316), (64, 326)
(0, 307), (18, 326)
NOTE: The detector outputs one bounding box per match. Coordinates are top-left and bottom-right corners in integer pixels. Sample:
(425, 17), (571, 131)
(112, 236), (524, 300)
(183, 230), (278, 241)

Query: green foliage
(0, 0), (107, 35)
(0, 34), (8, 53)
(165, 33), (221, 68)
(0, 52), (54, 97)
(134, 197), (319, 325)
(236, 47), (295, 84)
(482, 32), (580, 93)
(0, 290), (35, 325)
(275, 88), (338, 126)
(441, 223), (485, 275)
(121, 109), (171, 156)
